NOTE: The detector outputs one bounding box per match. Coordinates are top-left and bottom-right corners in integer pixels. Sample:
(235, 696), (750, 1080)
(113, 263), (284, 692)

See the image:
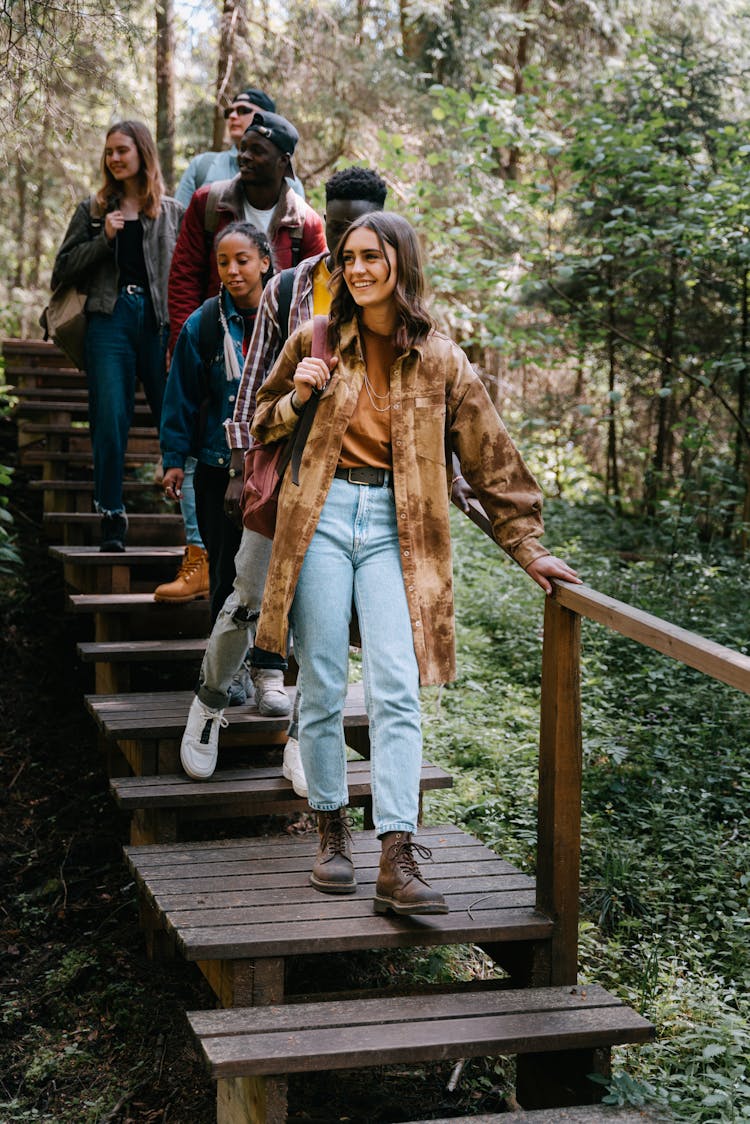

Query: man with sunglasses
(174, 88), (304, 207)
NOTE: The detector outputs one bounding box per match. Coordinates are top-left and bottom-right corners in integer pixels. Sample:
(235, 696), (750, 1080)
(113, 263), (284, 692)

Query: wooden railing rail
(464, 495), (750, 986)
(537, 579), (749, 987)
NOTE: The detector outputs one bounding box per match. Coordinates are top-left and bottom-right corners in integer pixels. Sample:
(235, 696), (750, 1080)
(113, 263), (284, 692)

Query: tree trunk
(14, 158), (27, 288)
(606, 291), (622, 515)
(155, 0), (176, 193)
(645, 252), (679, 513)
(738, 268), (749, 552)
(213, 0), (248, 150)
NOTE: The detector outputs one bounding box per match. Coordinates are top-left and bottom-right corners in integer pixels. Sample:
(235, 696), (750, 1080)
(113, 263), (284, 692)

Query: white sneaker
(282, 737), (308, 797)
(250, 668), (291, 717)
(180, 696), (228, 780)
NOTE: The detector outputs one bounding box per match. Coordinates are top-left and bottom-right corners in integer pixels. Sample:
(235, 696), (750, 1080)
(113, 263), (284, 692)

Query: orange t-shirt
(338, 325), (397, 471)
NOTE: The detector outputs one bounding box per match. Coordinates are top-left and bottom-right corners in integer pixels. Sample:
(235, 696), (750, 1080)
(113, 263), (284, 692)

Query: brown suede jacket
(251, 318), (549, 686)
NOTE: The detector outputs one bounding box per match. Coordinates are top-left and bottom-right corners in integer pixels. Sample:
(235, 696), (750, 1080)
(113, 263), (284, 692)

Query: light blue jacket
(160, 291), (250, 470)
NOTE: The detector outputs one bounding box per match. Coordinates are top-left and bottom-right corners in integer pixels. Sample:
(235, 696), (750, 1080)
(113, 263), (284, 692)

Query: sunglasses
(223, 104), (256, 120)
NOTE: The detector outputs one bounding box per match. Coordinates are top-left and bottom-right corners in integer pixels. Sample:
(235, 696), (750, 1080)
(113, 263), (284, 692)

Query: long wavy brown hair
(327, 212), (435, 353)
(96, 121), (164, 218)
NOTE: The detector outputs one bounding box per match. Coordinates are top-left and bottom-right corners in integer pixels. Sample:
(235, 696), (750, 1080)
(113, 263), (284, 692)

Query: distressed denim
(290, 478), (422, 835)
(85, 289), (167, 515)
(180, 456), (205, 547)
(196, 526), (276, 709)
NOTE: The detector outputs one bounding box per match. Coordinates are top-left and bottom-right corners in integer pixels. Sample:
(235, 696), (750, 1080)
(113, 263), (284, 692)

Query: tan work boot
(154, 545), (209, 603)
(310, 809), (356, 895)
(374, 832), (448, 915)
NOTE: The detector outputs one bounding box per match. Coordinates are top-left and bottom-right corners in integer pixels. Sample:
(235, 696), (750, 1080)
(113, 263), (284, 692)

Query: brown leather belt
(333, 466), (392, 487)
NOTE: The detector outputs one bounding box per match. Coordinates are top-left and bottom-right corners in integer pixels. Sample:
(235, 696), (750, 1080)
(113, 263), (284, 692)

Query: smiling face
(215, 231), (270, 309)
(341, 226), (398, 314)
(104, 132), (141, 184)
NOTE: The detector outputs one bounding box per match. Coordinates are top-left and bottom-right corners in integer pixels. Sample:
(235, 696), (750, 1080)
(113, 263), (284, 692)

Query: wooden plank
(554, 580), (750, 695)
(110, 759), (451, 808)
(189, 984), (631, 1036)
(78, 638), (209, 664)
(52, 546), (183, 565)
(85, 684), (368, 741)
(196, 1005), (653, 1077)
(125, 827), (553, 960)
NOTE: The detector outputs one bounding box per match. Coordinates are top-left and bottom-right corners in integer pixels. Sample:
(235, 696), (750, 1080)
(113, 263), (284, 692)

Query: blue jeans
(85, 289), (167, 515)
(290, 477), (422, 836)
(180, 456), (205, 548)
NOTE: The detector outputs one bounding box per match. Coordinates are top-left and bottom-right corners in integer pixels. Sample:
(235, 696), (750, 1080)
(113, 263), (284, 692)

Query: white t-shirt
(242, 200), (276, 233)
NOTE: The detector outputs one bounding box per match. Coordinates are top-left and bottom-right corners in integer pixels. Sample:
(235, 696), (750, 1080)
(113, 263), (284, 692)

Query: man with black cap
(174, 88), (304, 206)
(167, 109), (326, 353)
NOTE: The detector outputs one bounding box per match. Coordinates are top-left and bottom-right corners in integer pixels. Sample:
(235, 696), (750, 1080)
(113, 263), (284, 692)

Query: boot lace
(178, 555), (203, 580)
(321, 813), (353, 856)
(387, 834), (433, 881)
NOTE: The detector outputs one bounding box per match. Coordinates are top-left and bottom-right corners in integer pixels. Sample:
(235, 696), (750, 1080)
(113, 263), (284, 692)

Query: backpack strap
(204, 181), (224, 238)
(286, 315), (330, 486)
(289, 226), (304, 267)
(276, 267), (296, 348)
(193, 151), (220, 192)
(193, 295), (223, 447)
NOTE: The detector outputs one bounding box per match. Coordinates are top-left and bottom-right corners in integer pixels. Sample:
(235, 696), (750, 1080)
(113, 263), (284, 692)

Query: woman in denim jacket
(51, 120), (183, 551)
(160, 223), (271, 626)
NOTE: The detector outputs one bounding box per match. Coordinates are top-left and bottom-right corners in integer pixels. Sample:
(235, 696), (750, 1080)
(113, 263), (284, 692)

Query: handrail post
(536, 593), (582, 985)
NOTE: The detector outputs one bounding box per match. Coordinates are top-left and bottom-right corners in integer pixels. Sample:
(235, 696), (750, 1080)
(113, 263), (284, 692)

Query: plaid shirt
(224, 252), (326, 450)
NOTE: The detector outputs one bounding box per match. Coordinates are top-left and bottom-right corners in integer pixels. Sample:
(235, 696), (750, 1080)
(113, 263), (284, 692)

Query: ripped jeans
(196, 526), (283, 709)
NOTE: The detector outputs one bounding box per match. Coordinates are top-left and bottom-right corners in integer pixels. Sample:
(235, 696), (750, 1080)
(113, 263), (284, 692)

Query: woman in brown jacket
(251, 212), (579, 915)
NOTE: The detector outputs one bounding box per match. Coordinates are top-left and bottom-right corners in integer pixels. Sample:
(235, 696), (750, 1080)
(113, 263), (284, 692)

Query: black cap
(234, 88), (276, 113)
(244, 110), (298, 156)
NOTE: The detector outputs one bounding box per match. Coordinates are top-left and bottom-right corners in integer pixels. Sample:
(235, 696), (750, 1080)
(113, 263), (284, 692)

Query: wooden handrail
(553, 580), (750, 695)
(463, 496), (749, 987)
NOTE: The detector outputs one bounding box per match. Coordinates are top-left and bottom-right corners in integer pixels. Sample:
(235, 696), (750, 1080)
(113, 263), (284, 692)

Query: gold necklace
(362, 370), (391, 413)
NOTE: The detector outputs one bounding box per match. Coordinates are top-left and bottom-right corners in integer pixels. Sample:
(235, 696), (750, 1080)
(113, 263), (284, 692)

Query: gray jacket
(51, 194), (184, 330)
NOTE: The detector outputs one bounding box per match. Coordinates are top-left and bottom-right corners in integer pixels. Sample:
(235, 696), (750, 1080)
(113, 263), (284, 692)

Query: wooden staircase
(4, 338), (668, 1122)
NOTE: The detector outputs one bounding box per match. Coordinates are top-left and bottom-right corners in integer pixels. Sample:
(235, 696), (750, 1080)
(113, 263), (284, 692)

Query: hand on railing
(526, 555), (582, 596)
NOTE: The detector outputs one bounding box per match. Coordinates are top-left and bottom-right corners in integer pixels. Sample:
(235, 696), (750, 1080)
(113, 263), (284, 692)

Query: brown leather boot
(374, 832), (448, 915)
(310, 809), (356, 895)
(154, 545), (209, 603)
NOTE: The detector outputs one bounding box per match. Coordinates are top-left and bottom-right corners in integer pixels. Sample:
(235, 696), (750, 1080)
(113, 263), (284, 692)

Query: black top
(117, 219), (149, 289)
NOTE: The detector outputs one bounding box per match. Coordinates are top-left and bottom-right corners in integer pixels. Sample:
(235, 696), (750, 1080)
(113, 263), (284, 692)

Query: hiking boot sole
(373, 894), (449, 916)
(153, 591), (210, 603)
(310, 873), (357, 895)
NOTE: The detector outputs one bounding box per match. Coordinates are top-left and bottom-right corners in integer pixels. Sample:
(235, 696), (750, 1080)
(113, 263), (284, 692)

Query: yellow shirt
(312, 258), (332, 316)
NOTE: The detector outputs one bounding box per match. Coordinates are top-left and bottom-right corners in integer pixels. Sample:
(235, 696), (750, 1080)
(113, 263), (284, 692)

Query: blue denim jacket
(160, 292), (250, 470)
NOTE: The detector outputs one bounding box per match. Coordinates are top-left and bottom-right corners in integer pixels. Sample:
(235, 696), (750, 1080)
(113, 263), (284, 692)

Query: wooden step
(125, 824), (550, 975)
(24, 450), (159, 470)
(85, 684), (368, 776)
(14, 399), (154, 417)
(187, 984), (653, 1121)
(78, 637), (209, 664)
(51, 545), (184, 594)
(46, 512), (184, 546)
(21, 423), (157, 439)
(30, 478), (161, 515)
(189, 983), (653, 1075)
(111, 758), (453, 844)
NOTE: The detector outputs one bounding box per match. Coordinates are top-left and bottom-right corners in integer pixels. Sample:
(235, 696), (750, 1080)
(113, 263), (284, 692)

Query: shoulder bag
(241, 315), (330, 539)
(40, 195), (101, 370)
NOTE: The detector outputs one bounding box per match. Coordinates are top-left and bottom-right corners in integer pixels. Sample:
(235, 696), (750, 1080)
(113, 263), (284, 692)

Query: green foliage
(423, 504), (750, 1121)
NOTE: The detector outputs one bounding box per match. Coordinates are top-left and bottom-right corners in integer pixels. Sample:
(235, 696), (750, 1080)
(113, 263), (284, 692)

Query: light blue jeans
(180, 456), (205, 548)
(290, 477), (422, 836)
